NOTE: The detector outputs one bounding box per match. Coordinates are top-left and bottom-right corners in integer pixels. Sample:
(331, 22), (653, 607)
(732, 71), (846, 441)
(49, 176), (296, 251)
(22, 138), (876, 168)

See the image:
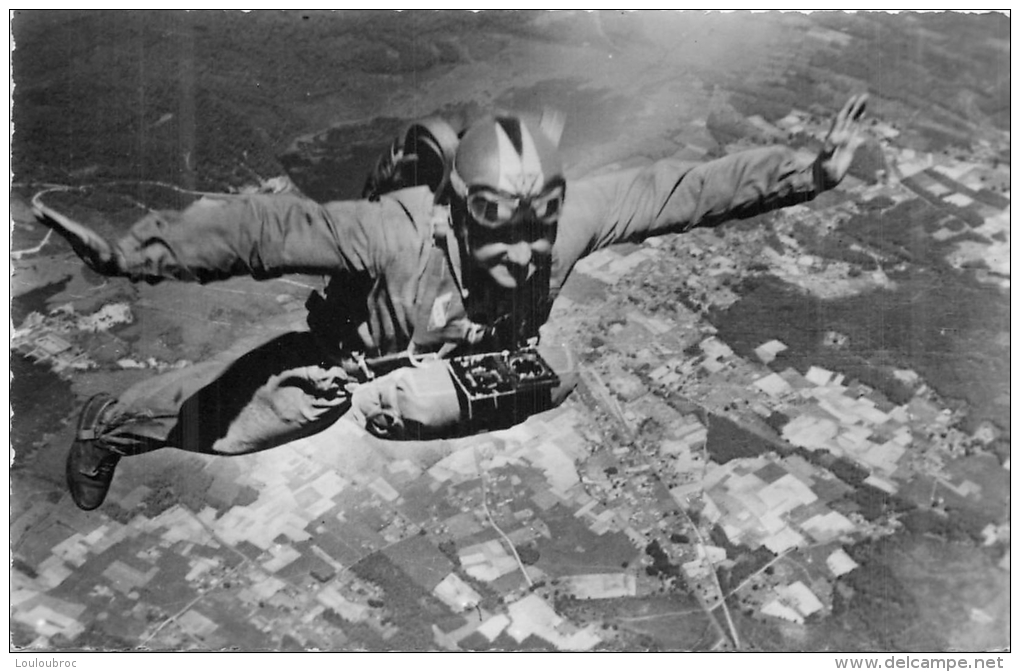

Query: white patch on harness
(428, 292), (454, 331)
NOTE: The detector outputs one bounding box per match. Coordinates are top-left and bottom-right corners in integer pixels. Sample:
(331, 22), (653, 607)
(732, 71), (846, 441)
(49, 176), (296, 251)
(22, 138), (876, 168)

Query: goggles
(465, 180), (565, 229)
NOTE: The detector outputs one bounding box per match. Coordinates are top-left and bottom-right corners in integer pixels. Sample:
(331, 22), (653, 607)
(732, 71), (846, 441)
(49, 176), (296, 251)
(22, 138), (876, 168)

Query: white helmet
(451, 115), (566, 229)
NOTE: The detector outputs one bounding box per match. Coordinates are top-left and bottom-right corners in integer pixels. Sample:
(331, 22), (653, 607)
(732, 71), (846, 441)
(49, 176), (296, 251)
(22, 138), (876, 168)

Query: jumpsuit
(92, 145), (822, 457)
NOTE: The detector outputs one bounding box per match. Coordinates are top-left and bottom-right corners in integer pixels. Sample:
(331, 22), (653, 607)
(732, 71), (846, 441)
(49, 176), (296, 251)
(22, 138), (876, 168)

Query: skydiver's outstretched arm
(33, 192), (385, 284)
(559, 93), (870, 255)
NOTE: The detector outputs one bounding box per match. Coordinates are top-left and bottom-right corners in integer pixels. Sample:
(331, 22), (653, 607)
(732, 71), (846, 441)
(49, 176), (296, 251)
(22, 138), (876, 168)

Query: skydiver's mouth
(507, 262), (533, 286)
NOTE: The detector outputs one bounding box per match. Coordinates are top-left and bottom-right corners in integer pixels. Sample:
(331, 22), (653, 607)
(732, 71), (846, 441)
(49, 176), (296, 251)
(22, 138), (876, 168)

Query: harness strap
(406, 205), (486, 359)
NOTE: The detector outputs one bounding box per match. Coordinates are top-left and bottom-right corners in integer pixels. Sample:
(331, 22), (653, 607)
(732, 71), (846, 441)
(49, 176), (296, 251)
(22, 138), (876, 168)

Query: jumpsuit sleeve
(559, 145), (820, 257)
(113, 193), (387, 283)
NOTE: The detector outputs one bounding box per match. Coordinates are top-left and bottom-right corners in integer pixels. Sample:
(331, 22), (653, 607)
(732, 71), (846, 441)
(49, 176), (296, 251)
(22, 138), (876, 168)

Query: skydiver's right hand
(32, 199), (121, 275)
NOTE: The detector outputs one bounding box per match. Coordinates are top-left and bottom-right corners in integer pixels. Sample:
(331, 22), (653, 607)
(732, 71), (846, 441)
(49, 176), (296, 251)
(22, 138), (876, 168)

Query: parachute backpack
(362, 117), (461, 204)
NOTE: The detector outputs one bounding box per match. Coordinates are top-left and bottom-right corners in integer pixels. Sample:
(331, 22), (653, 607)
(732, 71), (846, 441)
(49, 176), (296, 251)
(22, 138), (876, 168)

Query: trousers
(94, 331), (579, 457)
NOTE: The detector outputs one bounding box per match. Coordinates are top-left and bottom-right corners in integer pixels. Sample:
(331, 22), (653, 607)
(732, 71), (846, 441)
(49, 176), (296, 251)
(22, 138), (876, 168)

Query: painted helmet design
(452, 115), (566, 229)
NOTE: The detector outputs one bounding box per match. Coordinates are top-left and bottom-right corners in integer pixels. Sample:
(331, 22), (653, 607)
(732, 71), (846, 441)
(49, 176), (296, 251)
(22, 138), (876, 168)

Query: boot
(66, 393), (122, 511)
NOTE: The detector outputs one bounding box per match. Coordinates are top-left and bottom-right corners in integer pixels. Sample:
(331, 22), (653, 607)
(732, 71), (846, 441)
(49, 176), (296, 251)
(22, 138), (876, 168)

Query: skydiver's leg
(67, 332), (350, 510)
(38, 194), (354, 510)
(87, 332), (352, 456)
(162, 331), (351, 456)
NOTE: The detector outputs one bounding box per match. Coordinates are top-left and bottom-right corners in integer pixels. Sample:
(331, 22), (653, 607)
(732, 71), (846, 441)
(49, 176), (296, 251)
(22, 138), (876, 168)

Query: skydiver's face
(466, 214), (558, 289)
(462, 181), (564, 289)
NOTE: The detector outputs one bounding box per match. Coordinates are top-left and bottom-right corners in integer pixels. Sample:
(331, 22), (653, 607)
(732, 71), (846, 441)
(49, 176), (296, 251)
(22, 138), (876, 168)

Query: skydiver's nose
(505, 241), (532, 268)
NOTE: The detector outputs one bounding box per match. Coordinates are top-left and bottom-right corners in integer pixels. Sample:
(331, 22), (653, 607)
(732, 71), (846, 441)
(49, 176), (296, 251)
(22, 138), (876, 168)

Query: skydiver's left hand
(815, 93), (869, 190)
(33, 199), (121, 275)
